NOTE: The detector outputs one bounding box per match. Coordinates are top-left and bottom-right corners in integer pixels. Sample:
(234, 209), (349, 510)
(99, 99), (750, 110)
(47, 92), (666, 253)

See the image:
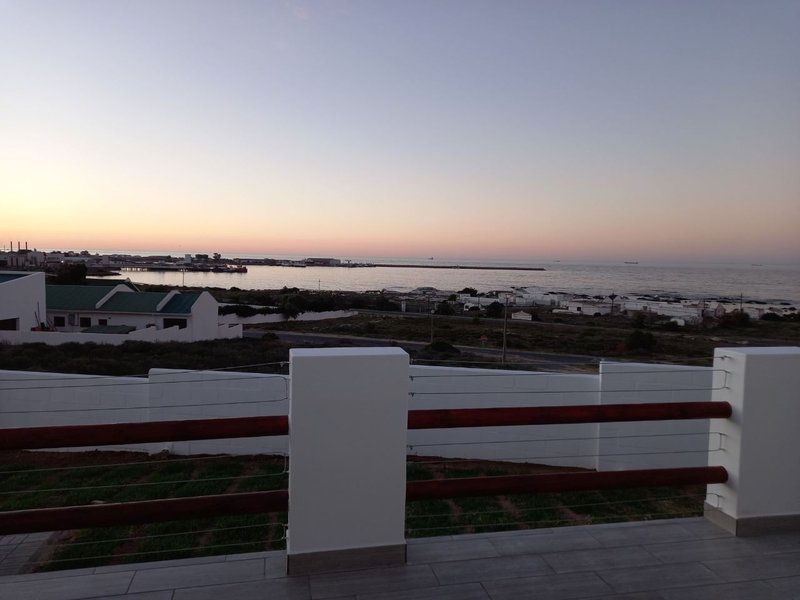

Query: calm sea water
(96, 254), (800, 303)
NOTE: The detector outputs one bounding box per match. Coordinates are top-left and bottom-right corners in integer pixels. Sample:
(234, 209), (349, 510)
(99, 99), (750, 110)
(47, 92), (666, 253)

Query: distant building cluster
(444, 287), (796, 325)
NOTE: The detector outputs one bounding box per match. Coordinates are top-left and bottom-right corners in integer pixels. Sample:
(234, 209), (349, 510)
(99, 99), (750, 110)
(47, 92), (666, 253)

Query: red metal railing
(0, 400), (731, 535)
(0, 415), (288, 451)
(0, 490), (288, 535)
(407, 467), (727, 501)
(407, 401), (732, 429)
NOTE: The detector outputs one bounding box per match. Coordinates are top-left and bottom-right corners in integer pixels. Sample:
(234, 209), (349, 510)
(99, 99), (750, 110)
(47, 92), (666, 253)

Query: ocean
(97, 255), (800, 304)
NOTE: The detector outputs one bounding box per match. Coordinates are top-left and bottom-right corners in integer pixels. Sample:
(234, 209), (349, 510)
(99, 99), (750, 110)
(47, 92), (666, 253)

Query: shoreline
(372, 263), (546, 271)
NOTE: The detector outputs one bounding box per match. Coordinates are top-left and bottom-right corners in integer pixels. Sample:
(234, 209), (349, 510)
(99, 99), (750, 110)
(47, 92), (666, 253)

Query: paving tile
(406, 535), (454, 545)
(542, 545), (661, 573)
(309, 565), (437, 599)
(489, 530), (600, 556)
(598, 561), (722, 593)
(432, 553), (552, 584)
(95, 553), (226, 573)
(406, 538), (499, 565)
(645, 536), (763, 563)
(583, 594), (664, 599)
(0, 571), (133, 600)
(703, 551), (800, 582)
(767, 575), (800, 593)
(588, 523), (696, 548)
(128, 558), (265, 593)
(482, 570), (613, 600)
(226, 549), (284, 561)
(357, 582), (490, 600)
(173, 577), (310, 600)
(0, 566), (97, 583)
(745, 532), (800, 555)
(677, 518), (733, 540)
(658, 580), (788, 599)
(90, 592), (174, 600)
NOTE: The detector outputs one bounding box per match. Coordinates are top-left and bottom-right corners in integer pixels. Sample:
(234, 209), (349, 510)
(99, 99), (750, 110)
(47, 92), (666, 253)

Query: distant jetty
(373, 263), (545, 271)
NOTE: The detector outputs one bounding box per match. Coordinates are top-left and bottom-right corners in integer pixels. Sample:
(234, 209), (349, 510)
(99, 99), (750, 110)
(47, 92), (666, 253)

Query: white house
(0, 271), (240, 344)
(0, 271), (47, 331)
(46, 285), (224, 340)
(565, 300), (612, 316)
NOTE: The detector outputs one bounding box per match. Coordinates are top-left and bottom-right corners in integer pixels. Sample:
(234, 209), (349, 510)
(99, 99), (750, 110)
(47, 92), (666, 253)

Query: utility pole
(501, 294), (509, 365)
(428, 295), (434, 344)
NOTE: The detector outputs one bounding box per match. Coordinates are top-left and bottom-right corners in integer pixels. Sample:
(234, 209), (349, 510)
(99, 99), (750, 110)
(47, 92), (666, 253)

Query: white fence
(218, 309), (357, 325)
(0, 360), (713, 470)
(0, 324), (242, 346)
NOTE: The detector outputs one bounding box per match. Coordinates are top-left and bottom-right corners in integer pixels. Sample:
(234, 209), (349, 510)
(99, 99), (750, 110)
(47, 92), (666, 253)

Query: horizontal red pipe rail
(0, 490), (288, 535)
(406, 466), (727, 501)
(407, 402), (731, 430)
(0, 415), (289, 451)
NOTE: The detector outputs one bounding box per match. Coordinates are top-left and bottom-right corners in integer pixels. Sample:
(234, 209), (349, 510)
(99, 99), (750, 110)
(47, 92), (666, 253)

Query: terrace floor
(1, 517), (799, 599)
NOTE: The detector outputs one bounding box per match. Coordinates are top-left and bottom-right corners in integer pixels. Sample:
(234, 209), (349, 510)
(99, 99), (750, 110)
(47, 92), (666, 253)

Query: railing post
(706, 346), (800, 535)
(287, 347), (409, 575)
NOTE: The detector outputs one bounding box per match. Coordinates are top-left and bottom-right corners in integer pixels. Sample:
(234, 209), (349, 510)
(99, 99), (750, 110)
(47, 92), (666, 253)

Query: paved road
(246, 330), (600, 368)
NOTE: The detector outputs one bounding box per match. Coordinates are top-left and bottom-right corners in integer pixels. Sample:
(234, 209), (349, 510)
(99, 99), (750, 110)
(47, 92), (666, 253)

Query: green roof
(160, 292), (201, 314)
(100, 291), (168, 313)
(45, 285), (203, 314)
(0, 273), (29, 284)
(46, 285), (116, 311)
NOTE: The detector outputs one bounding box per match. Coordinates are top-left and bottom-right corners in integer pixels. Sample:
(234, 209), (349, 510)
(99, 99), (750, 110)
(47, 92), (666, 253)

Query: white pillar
(287, 347), (409, 574)
(706, 346), (800, 535)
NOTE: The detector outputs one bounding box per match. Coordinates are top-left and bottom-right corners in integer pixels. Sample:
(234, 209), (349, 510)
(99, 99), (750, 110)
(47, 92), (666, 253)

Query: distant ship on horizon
(624, 261), (639, 265)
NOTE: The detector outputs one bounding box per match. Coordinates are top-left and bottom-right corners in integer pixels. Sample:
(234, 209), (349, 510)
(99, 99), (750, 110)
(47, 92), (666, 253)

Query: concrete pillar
(287, 347), (409, 575)
(706, 346), (800, 535)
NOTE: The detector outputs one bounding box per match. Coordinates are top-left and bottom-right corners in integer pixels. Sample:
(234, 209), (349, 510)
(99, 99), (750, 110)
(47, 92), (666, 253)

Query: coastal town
(1, 244), (797, 349)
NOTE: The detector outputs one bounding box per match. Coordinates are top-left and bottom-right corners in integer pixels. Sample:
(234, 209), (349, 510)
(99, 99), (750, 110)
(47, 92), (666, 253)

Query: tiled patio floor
(1, 518), (799, 599)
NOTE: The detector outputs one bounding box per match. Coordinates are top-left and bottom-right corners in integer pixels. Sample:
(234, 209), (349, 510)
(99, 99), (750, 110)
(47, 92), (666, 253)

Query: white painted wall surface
(0, 369), (286, 454)
(596, 362), (713, 471)
(188, 292), (220, 341)
(218, 309), (357, 326)
(707, 347), (800, 521)
(408, 365), (600, 469)
(288, 348), (409, 556)
(0, 272), (46, 330)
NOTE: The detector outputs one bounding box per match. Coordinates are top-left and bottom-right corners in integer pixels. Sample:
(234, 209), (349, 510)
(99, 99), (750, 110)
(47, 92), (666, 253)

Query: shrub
(626, 330), (657, 353)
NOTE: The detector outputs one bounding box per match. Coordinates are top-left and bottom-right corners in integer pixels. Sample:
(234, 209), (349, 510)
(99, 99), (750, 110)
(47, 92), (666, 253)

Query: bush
(761, 312), (782, 321)
(626, 330), (657, 353)
(425, 341), (460, 355)
(434, 301), (455, 316)
(485, 301), (504, 318)
(719, 310), (750, 328)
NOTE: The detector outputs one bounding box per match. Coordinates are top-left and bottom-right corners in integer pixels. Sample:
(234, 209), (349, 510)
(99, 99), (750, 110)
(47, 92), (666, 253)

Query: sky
(1, 1), (799, 263)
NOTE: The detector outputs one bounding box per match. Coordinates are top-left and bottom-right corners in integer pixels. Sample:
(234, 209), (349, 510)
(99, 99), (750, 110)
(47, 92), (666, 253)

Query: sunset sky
(1, 1), (798, 262)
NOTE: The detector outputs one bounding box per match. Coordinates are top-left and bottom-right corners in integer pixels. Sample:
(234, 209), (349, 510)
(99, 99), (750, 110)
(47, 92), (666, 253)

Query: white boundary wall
(0, 324), (242, 346)
(218, 309), (356, 325)
(1, 360), (712, 468)
(0, 369), (287, 455)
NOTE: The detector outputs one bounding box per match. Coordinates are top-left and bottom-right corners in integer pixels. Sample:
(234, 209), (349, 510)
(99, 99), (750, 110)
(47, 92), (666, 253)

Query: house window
(53, 316), (66, 327)
(163, 318), (187, 329)
(98, 319), (108, 326)
(79, 317), (91, 328)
